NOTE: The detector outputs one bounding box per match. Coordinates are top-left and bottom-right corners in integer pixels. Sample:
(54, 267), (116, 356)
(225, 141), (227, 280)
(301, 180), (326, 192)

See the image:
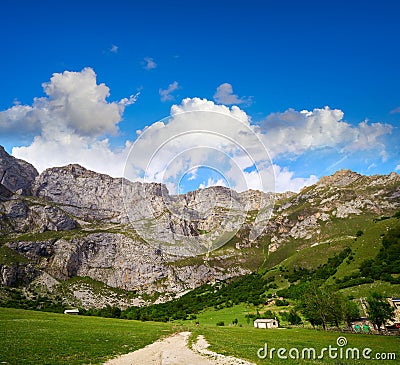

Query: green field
(192, 325), (400, 365)
(1, 307), (399, 365)
(188, 305), (400, 364)
(0, 307), (175, 365)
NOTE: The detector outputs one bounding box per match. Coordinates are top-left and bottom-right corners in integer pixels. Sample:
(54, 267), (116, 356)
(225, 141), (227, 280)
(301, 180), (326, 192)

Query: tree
(288, 310), (302, 325)
(325, 289), (345, 327)
(298, 283), (352, 330)
(298, 282), (331, 330)
(342, 300), (359, 327)
(366, 292), (395, 331)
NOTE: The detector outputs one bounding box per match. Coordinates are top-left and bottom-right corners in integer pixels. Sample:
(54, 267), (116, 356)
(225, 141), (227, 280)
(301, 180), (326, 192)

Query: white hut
(254, 318), (278, 329)
(64, 308), (79, 315)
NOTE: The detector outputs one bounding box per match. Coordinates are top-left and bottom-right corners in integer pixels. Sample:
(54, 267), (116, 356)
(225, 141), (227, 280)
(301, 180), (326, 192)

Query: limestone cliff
(0, 147), (399, 308)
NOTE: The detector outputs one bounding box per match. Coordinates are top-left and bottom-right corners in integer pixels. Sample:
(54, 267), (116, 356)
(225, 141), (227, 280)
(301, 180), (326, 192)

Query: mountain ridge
(0, 146), (399, 308)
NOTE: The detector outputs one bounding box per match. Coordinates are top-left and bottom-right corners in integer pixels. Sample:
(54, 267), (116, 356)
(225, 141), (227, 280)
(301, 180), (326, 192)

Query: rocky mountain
(0, 146), (399, 308)
(0, 146), (38, 196)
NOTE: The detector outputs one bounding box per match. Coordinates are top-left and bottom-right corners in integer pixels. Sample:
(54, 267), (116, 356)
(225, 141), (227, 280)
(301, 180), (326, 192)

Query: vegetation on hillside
(1, 213), (399, 332)
(366, 292), (396, 330)
(120, 273), (277, 321)
(335, 224), (400, 287)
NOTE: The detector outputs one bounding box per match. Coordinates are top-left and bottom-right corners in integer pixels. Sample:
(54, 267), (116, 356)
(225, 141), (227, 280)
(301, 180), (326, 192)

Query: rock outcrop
(0, 146), (399, 307)
(0, 146), (38, 196)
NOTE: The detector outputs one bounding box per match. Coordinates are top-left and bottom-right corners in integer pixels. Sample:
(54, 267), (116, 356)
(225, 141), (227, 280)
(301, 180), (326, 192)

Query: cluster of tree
(73, 247), (356, 323)
(366, 292), (395, 330)
(280, 310), (302, 325)
(296, 283), (396, 331)
(297, 282), (359, 330)
(278, 247), (352, 299)
(0, 271), (276, 322)
(275, 299), (289, 306)
(245, 309), (278, 322)
(336, 225), (400, 287)
(119, 273), (276, 321)
(244, 307), (303, 326)
(334, 275), (374, 289)
(0, 286), (64, 313)
(79, 305), (121, 318)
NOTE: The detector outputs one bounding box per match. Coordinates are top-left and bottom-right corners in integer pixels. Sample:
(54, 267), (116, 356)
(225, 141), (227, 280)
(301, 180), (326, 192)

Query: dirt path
(104, 331), (255, 365)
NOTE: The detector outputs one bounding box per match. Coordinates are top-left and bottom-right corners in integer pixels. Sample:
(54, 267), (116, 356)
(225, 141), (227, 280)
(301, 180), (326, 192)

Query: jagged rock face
(6, 233), (248, 296)
(267, 171), (400, 248)
(0, 262), (36, 286)
(1, 146), (400, 307)
(32, 164), (274, 255)
(0, 146), (38, 196)
(7, 240), (55, 260)
(0, 198), (77, 234)
(317, 169), (362, 187)
(32, 164), (128, 221)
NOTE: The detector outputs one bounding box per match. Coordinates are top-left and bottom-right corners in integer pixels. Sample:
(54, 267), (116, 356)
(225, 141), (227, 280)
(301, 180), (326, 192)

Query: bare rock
(0, 146), (38, 196)
(317, 169), (362, 187)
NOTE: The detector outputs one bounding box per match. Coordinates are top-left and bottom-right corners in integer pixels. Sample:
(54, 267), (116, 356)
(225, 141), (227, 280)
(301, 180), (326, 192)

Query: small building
(254, 318), (279, 329)
(387, 298), (400, 328)
(64, 308), (79, 315)
(390, 298), (400, 309)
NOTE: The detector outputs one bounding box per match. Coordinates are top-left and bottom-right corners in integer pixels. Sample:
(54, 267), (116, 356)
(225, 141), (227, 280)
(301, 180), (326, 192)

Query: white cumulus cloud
(7, 68), (138, 176)
(143, 57), (157, 70)
(2, 67), (138, 138)
(0, 104), (42, 138)
(260, 106), (392, 158)
(272, 165), (318, 193)
(199, 178), (227, 189)
(125, 98), (274, 193)
(2, 69), (394, 195)
(159, 81), (179, 102)
(213, 83), (252, 105)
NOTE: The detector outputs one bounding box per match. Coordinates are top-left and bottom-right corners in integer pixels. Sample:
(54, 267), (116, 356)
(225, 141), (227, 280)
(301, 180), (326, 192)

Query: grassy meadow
(192, 325), (400, 365)
(2, 306), (399, 365)
(0, 307), (175, 365)
(189, 304), (400, 364)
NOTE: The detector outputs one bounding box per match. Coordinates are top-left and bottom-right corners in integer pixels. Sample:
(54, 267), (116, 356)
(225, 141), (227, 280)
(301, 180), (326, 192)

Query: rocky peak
(39, 164), (108, 180)
(0, 146), (38, 196)
(317, 169), (362, 187)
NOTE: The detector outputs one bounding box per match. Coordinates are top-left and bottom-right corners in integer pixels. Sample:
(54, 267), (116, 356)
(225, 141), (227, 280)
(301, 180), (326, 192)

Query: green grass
(329, 217), (398, 283)
(189, 303), (294, 328)
(190, 325), (400, 364)
(185, 303), (400, 364)
(55, 276), (139, 299)
(0, 307), (175, 365)
(341, 281), (400, 298)
(1, 307), (399, 365)
(190, 303), (256, 327)
(0, 245), (28, 264)
(264, 216), (400, 290)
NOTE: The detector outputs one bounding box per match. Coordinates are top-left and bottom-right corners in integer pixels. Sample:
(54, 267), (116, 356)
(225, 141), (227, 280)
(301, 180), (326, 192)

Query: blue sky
(0, 0), (399, 193)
